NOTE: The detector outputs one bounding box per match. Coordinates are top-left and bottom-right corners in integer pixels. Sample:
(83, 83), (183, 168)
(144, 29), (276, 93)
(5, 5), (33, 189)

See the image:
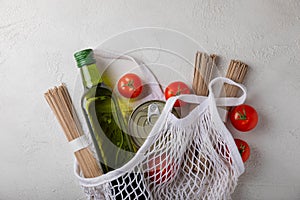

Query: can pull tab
(147, 103), (160, 125)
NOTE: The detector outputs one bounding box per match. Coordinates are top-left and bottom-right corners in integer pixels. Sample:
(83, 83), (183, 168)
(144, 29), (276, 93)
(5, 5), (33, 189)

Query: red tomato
(234, 139), (250, 162)
(230, 104), (258, 132)
(146, 153), (175, 185)
(117, 73), (143, 98)
(164, 81), (191, 107)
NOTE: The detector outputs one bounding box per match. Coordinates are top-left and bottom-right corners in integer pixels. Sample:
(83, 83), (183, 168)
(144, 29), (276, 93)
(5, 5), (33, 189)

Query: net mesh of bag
(75, 77), (246, 200)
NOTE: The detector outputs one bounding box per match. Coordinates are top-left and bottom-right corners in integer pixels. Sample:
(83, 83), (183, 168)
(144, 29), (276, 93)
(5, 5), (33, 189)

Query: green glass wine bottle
(74, 49), (136, 173)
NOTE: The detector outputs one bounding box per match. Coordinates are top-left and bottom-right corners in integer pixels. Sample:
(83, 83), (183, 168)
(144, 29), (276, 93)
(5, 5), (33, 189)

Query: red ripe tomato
(117, 73), (143, 98)
(234, 139), (250, 162)
(230, 104), (258, 132)
(164, 81), (191, 107)
(146, 153), (175, 185)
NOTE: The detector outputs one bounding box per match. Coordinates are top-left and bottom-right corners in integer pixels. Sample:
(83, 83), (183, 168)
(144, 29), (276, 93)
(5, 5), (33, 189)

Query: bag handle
(164, 77), (247, 113)
(208, 77), (247, 107)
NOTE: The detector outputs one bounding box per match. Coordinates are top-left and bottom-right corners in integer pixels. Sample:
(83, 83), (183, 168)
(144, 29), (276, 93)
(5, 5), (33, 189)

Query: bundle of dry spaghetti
(192, 51), (216, 96)
(44, 85), (102, 178)
(223, 60), (248, 109)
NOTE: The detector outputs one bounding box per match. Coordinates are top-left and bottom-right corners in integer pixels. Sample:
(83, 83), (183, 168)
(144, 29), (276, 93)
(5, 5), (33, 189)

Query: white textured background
(1, 1), (300, 199)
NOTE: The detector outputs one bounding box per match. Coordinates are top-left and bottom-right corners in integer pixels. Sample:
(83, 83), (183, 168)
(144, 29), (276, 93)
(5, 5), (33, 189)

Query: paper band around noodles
(69, 135), (90, 152)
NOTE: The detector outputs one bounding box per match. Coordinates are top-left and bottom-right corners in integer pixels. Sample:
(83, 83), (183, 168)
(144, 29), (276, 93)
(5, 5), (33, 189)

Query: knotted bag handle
(164, 77), (247, 113)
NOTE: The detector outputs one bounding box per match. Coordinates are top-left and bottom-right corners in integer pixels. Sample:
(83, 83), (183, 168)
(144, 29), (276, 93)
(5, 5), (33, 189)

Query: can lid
(128, 100), (178, 149)
(74, 49), (96, 68)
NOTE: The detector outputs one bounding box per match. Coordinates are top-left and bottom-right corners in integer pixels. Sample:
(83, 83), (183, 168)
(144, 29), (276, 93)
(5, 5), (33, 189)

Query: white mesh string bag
(75, 77), (246, 200)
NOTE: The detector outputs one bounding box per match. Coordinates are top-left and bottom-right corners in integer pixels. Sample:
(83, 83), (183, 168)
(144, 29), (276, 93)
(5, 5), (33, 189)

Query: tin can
(128, 100), (178, 149)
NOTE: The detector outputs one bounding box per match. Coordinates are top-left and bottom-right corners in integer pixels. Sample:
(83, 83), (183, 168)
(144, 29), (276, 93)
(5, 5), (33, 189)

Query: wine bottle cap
(74, 49), (96, 68)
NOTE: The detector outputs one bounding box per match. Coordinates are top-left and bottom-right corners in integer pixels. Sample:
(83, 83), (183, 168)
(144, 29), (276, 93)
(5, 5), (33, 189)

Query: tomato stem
(175, 84), (188, 95)
(237, 108), (247, 120)
(239, 144), (245, 155)
(122, 79), (135, 89)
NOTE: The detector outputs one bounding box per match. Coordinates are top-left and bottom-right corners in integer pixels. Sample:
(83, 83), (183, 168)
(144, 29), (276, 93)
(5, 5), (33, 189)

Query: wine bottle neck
(80, 63), (103, 89)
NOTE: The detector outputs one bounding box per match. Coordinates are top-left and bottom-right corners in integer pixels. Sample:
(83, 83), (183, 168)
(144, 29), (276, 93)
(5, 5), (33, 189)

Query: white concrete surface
(1, 0), (300, 199)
